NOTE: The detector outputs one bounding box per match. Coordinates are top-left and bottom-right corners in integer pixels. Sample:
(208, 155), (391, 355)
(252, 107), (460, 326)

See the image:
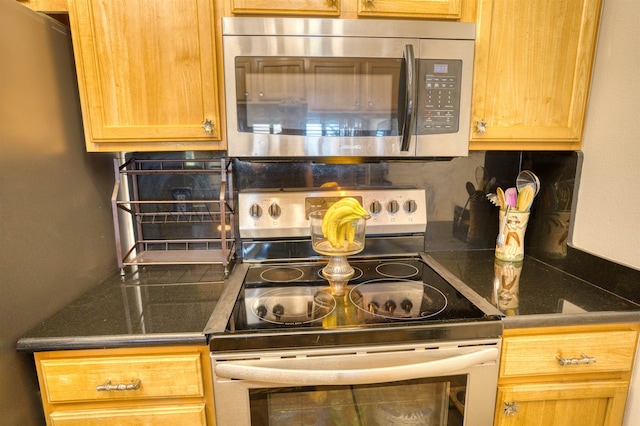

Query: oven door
(211, 339), (500, 426)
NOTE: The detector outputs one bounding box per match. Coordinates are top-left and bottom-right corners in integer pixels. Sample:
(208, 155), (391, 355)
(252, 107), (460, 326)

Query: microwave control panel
(416, 59), (463, 135)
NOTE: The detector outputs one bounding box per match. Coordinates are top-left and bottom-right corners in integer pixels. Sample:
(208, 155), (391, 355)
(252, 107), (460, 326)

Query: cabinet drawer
(500, 330), (638, 378)
(40, 353), (204, 403)
(50, 404), (206, 426)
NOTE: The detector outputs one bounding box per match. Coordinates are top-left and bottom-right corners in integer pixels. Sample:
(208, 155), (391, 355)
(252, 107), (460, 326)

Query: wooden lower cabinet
(494, 324), (639, 426)
(35, 346), (215, 426)
(495, 380), (629, 426)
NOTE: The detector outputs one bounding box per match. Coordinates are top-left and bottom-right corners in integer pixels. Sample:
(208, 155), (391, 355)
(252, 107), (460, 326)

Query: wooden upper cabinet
(470, 0), (603, 150)
(68, 0), (225, 152)
(230, 0), (340, 16)
(307, 59), (363, 112)
(254, 59), (306, 102)
(17, 0), (68, 12)
(357, 0), (462, 19)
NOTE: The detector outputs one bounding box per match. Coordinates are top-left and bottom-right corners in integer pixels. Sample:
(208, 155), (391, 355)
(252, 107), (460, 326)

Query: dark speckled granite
(17, 245), (639, 351)
(426, 249), (640, 328)
(17, 265), (227, 352)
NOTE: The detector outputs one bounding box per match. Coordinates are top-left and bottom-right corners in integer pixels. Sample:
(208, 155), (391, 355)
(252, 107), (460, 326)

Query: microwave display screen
(234, 56), (403, 137)
(434, 64), (449, 73)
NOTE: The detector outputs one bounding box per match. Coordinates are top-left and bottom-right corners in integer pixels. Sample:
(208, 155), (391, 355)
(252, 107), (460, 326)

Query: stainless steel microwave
(222, 18), (475, 159)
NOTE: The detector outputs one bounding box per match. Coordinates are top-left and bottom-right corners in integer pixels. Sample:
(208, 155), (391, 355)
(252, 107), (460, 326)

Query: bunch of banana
(321, 197), (370, 249)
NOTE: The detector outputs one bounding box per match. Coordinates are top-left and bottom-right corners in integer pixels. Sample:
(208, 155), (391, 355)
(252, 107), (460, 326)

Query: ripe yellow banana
(334, 197), (369, 217)
(321, 197), (370, 248)
(321, 197), (370, 236)
(323, 205), (354, 242)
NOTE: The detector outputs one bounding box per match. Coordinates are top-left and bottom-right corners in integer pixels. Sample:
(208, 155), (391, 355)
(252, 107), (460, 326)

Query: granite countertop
(425, 248), (640, 329)
(17, 264), (228, 352)
(17, 246), (640, 352)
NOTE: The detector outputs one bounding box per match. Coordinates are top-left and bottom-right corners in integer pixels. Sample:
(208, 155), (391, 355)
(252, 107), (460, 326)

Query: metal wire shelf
(112, 157), (235, 276)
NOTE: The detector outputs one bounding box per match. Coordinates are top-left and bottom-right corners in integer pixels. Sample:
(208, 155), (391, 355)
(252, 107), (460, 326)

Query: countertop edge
(502, 311), (640, 329)
(16, 332), (207, 353)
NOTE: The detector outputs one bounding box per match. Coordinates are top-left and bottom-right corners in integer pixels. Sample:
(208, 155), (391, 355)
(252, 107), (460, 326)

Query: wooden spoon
(517, 185), (535, 211)
(496, 187), (506, 209)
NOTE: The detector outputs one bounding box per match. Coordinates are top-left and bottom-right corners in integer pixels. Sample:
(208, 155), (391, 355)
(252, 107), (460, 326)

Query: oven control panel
(239, 188), (427, 239)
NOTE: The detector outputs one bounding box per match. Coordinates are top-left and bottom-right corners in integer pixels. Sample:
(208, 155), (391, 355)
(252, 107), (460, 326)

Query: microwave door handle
(399, 44), (416, 152)
(215, 347), (497, 386)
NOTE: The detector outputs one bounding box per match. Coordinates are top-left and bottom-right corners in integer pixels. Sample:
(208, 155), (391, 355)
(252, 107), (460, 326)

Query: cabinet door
(364, 62), (400, 113)
(254, 59), (306, 102)
(68, 0), (224, 151)
(50, 405), (207, 426)
(358, 0), (461, 19)
(470, 0), (603, 150)
(307, 59), (363, 112)
(235, 58), (253, 102)
(494, 380), (629, 426)
(231, 0), (340, 16)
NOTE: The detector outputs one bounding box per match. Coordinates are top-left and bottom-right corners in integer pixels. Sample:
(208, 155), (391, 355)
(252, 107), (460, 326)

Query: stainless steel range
(206, 186), (502, 426)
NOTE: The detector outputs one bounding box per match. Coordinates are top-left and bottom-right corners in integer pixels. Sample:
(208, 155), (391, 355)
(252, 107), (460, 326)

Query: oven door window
(248, 376), (466, 426)
(235, 56), (403, 138)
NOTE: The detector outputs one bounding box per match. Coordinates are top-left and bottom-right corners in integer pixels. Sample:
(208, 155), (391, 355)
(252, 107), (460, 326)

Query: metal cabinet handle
(96, 378), (141, 391)
(202, 119), (215, 134)
(475, 119), (487, 133)
(503, 401), (519, 416)
(556, 353), (596, 366)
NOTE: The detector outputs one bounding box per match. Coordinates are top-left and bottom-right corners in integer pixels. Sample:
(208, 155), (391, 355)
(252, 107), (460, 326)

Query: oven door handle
(215, 347), (498, 386)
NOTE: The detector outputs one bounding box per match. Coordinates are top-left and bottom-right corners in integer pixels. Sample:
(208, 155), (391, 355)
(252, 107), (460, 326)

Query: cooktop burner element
(259, 267), (305, 282)
(375, 262), (420, 279)
(349, 279), (447, 320)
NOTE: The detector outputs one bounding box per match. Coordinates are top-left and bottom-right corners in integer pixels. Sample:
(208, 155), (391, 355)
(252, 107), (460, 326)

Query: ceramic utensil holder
(495, 209), (530, 261)
(492, 259), (522, 314)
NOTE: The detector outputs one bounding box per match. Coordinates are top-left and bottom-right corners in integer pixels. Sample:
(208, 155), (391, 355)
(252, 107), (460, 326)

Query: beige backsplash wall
(571, 0), (640, 271)
(570, 2), (639, 424)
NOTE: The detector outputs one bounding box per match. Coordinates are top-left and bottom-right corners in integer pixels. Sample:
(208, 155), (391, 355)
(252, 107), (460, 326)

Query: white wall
(572, 0), (640, 271)
(571, 1), (640, 424)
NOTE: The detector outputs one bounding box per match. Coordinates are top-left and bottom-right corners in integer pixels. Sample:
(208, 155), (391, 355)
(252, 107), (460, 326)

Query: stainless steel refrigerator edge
(0, 1), (116, 424)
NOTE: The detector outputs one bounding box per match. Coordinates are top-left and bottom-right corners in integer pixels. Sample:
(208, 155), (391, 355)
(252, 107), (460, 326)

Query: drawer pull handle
(556, 353), (596, 366)
(96, 379), (141, 392)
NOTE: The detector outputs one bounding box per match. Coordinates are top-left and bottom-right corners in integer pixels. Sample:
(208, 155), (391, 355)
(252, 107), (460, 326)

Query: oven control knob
(369, 200), (382, 215)
(384, 300), (397, 315)
(367, 301), (379, 314)
(249, 204), (263, 219)
(387, 200), (400, 214)
(268, 203), (281, 219)
(255, 305), (267, 319)
(401, 299), (413, 314)
(403, 199), (418, 213)
(273, 304), (285, 320)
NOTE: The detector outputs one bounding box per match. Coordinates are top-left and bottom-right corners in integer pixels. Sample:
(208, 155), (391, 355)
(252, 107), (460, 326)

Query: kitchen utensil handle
(215, 348), (498, 386)
(399, 44), (415, 152)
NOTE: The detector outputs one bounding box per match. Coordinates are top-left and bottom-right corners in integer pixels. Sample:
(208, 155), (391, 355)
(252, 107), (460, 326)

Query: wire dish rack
(111, 156), (235, 276)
